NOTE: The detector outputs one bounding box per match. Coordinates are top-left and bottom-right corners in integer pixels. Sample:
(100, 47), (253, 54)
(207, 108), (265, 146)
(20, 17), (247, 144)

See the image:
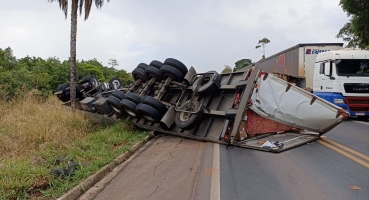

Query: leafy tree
(336, 22), (360, 48)
(116, 70), (133, 85)
(255, 38), (271, 59)
(49, 0), (110, 109)
(0, 47), (133, 101)
(0, 47), (17, 71)
(77, 62), (105, 80)
(233, 59), (252, 72)
(338, 0), (369, 49)
(108, 59), (119, 68)
(221, 65), (233, 74)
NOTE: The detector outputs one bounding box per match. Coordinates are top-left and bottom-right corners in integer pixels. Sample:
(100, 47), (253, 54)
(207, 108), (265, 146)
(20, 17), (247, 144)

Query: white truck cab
(313, 49), (369, 119)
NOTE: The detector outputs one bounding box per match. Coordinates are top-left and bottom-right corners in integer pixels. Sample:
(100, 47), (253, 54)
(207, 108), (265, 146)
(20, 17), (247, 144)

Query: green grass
(0, 121), (148, 200)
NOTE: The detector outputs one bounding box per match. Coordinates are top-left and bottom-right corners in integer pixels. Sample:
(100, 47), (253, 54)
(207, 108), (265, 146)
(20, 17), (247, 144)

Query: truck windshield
(336, 59), (369, 77)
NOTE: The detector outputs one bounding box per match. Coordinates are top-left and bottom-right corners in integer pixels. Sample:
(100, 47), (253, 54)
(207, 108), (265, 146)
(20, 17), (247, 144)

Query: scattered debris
(50, 156), (79, 178)
(261, 141), (284, 149)
(349, 185), (361, 190)
(257, 139), (266, 145)
(261, 141), (276, 149)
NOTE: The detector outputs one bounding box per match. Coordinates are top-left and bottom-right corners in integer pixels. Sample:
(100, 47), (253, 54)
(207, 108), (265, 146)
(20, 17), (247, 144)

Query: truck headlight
(334, 98), (345, 104)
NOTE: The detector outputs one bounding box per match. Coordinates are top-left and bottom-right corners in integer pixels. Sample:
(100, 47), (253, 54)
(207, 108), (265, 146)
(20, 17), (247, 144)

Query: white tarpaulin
(249, 73), (349, 133)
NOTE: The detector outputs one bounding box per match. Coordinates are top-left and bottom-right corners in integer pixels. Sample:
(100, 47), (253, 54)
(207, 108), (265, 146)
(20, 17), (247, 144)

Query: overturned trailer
(56, 58), (349, 152)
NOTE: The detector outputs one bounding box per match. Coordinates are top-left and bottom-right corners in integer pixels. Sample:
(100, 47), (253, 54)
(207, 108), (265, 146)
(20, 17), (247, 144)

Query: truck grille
(344, 83), (369, 93)
(345, 97), (369, 112)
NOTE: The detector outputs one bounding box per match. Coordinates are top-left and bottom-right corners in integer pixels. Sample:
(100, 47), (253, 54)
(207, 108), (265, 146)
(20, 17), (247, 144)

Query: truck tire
(132, 67), (148, 83)
(109, 77), (123, 89)
(125, 92), (141, 104)
(136, 103), (162, 122)
(145, 66), (163, 81)
(141, 96), (167, 115)
(175, 100), (203, 130)
(159, 64), (184, 82)
(120, 99), (138, 117)
(149, 60), (163, 69)
(57, 84), (63, 92)
(81, 75), (100, 92)
(192, 71), (221, 96)
(57, 83), (70, 102)
(107, 95), (122, 114)
(76, 84), (85, 100)
(62, 83), (70, 92)
(164, 58), (188, 75)
(111, 90), (125, 100)
(137, 63), (149, 70)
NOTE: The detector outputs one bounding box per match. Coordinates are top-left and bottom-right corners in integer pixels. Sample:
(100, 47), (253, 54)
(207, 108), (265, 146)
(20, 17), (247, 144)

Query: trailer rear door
(249, 72), (349, 133)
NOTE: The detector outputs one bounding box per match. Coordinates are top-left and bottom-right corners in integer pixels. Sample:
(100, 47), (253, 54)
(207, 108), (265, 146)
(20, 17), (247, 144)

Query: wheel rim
(91, 78), (99, 88)
(111, 105), (121, 113)
(143, 114), (155, 122)
(124, 108), (136, 117)
(199, 76), (211, 87)
(180, 102), (196, 121)
(111, 80), (120, 89)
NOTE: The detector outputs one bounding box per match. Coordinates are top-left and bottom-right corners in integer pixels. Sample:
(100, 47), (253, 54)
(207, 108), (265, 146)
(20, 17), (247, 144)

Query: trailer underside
(59, 58), (349, 153)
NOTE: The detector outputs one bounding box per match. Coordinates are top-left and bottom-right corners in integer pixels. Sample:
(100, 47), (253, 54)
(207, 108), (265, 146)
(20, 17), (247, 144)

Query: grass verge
(0, 93), (148, 199)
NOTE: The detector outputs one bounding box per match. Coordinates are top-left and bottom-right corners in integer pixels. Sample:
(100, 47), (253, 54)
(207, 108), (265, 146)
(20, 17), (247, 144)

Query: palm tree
(49, 0), (109, 109)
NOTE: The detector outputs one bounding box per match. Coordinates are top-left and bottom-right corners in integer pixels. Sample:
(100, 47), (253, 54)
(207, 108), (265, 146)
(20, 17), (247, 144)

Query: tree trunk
(69, 0), (78, 109)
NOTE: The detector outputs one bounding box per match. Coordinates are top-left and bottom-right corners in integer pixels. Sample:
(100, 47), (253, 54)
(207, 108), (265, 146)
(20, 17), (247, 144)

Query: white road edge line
(354, 121), (369, 125)
(210, 143), (220, 200)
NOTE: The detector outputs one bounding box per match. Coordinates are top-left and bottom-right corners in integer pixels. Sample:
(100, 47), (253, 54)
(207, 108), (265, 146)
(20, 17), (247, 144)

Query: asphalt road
(220, 119), (369, 200)
(82, 119), (369, 200)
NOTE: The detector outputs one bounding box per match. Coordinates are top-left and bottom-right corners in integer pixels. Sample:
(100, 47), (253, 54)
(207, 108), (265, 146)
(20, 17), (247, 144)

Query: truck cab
(313, 49), (369, 119)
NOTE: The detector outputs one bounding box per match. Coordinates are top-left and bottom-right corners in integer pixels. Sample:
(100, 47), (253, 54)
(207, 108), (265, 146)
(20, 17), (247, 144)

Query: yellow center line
(317, 140), (369, 169)
(320, 136), (369, 162)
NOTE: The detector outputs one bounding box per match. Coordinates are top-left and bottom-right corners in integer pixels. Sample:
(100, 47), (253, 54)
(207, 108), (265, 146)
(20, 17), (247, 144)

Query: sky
(0, 0), (350, 73)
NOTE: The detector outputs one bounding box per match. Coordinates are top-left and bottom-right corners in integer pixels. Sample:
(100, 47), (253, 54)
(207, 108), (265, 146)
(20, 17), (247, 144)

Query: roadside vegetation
(0, 47), (133, 102)
(0, 93), (148, 199)
(0, 48), (147, 199)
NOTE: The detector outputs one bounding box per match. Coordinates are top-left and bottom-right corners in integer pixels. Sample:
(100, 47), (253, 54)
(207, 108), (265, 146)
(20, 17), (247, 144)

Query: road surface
(80, 119), (369, 200)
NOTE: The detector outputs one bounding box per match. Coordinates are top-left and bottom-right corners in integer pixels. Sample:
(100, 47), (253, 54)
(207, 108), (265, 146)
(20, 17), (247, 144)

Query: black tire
(192, 71), (221, 96)
(132, 67), (148, 82)
(56, 83), (70, 102)
(149, 60), (163, 69)
(62, 83), (70, 92)
(76, 84), (85, 100)
(120, 99), (138, 117)
(100, 82), (110, 92)
(164, 58), (188, 75)
(109, 77), (123, 89)
(159, 64), (185, 82)
(137, 63), (149, 70)
(136, 103), (163, 122)
(107, 96), (122, 114)
(61, 83), (71, 101)
(175, 100), (203, 130)
(141, 96), (167, 115)
(57, 84), (63, 92)
(145, 66), (163, 81)
(111, 90), (125, 100)
(82, 75), (100, 90)
(125, 92), (141, 104)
